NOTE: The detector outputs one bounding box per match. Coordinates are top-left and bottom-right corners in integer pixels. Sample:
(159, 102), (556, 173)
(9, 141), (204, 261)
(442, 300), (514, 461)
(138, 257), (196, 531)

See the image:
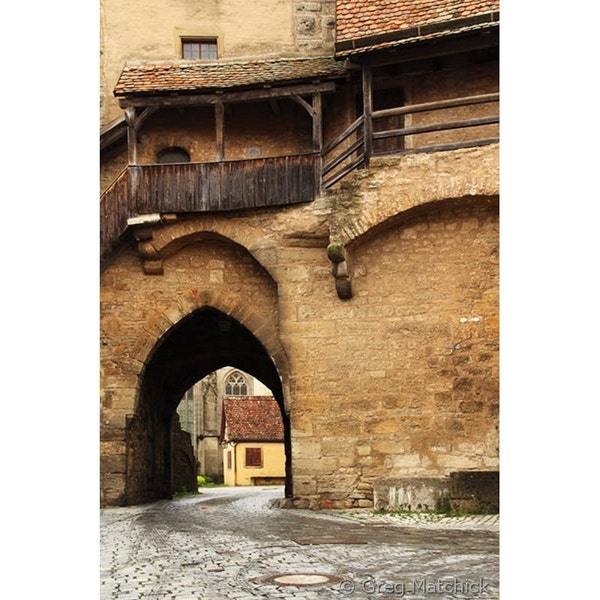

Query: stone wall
(374, 472), (500, 514)
(100, 0), (336, 123)
(132, 102), (313, 165)
(100, 145), (499, 507)
(171, 415), (197, 494)
(287, 195), (498, 508)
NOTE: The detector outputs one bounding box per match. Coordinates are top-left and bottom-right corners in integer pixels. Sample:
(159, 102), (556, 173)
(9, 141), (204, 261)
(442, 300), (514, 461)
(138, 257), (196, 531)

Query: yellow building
(221, 396), (285, 486)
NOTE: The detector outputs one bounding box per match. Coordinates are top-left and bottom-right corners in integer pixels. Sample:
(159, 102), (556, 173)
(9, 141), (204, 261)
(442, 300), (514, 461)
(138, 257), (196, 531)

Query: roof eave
(334, 11), (499, 58)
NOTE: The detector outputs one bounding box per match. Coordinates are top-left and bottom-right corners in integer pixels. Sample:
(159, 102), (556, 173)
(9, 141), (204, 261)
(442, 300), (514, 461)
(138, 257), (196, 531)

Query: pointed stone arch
(134, 289), (291, 409)
(127, 304), (292, 505)
(101, 229), (293, 506)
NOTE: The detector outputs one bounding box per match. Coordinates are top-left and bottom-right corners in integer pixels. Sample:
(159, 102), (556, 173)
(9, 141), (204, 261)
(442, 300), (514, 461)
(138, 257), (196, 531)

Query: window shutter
(245, 447), (262, 467)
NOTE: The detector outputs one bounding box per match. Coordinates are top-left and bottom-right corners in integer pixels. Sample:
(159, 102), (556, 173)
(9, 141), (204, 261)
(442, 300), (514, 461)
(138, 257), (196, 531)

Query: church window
(225, 372), (248, 396)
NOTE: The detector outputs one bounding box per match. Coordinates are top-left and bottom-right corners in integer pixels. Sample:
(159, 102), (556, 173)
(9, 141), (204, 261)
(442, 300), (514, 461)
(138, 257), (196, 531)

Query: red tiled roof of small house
(222, 396), (284, 442)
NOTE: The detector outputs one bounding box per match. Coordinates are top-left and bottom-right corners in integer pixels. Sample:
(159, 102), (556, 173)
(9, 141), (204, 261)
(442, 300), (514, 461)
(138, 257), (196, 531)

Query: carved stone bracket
(128, 214), (164, 275)
(327, 242), (352, 300)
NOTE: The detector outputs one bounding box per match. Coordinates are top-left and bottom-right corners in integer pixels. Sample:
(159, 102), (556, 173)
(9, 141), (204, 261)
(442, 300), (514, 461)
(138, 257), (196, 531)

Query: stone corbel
(127, 214), (163, 275)
(327, 242), (353, 299)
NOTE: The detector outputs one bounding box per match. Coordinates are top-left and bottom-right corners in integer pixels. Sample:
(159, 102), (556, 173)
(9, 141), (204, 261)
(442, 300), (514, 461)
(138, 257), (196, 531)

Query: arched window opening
(157, 146), (191, 164)
(225, 371), (248, 396)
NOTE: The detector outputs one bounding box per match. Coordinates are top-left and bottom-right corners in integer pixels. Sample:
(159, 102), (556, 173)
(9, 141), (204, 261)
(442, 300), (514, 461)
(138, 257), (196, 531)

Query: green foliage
(197, 474), (224, 488)
(172, 485), (198, 499)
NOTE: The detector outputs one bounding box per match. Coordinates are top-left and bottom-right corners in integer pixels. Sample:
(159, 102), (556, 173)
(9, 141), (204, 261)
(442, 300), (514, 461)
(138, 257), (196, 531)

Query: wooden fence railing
(321, 115), (366, 189)
(321, 92), (499, 189)
(100, 153), (321, 260)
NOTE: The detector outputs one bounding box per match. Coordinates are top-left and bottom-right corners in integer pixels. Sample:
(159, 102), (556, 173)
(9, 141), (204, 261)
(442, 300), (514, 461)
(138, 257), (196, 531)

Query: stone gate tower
(100, 0), (500, 509)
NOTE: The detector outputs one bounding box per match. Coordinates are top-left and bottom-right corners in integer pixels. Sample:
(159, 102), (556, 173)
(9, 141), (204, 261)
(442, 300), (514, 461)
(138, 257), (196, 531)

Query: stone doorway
(125, 306), (291, 505)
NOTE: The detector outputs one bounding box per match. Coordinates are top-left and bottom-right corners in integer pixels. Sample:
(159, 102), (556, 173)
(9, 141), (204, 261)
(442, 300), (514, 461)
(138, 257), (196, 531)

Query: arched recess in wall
(347, 195), (499, 252)
(127, 306), (292, 505)
(157, 146), (191, 164)
(341, 194), (499, 472)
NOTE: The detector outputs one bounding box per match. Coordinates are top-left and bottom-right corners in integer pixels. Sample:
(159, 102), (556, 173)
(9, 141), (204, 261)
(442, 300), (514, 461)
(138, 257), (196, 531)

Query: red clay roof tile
(222, 396), (284, 442)
(335, 0), (499, 56)
(114, 56), (347, 97)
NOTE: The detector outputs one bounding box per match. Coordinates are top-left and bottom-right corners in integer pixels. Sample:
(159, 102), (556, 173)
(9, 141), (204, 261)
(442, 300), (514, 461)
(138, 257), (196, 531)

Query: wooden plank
(322, 115), (364, 156)
(101, 154), (323, 259)
(362, 67), (373, 167)
(372, 93), (499, 119)
(125, 107), (137, 165)
(202, 163), (212, 209)
(375, 137), (499, 157)
(215, 102), (225, 161)
(354, 30), (499, 68)
(312, 92), (322, 153)
(118, 82), (337, 109)
(372, 115), (499, 139)
(322, 155), (365, 189)
(322, 138), (364, 177)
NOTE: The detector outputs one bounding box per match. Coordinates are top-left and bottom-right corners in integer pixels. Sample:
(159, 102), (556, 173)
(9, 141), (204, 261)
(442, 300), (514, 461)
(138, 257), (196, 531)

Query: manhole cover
(256, 573), (342, 586)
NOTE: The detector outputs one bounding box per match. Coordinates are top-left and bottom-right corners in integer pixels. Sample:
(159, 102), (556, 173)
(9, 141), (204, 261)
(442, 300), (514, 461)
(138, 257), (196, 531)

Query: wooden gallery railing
(100, 153), (321, 260)
(321, 92), (499, 189)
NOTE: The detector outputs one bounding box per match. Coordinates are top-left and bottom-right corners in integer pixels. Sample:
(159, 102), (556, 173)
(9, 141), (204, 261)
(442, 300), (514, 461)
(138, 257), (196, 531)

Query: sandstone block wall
(284, 195), (498, 508)
(100, 0), (335, 123)
(100, 146), (499, 507)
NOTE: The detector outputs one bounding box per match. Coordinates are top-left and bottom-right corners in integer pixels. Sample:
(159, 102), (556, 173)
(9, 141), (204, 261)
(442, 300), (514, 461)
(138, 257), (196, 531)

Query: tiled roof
(222, 396), (284, 442)
(335, 0), (499, 57)
(114, 56), (348, 97)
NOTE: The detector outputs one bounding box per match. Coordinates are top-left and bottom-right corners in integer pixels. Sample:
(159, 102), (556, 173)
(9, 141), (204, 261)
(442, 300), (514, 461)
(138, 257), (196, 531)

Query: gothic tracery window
(225, 371), (248, 396)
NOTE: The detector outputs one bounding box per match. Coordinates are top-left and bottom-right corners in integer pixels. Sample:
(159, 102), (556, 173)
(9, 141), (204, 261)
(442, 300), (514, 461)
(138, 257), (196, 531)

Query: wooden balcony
(100, 153), (321, 260)
(100, 92), (499, 261)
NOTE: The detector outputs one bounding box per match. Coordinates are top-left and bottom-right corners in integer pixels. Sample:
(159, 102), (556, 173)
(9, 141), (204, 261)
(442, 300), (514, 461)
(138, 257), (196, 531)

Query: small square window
(245, 447), (263, 468)
(182, 39), (218, 60)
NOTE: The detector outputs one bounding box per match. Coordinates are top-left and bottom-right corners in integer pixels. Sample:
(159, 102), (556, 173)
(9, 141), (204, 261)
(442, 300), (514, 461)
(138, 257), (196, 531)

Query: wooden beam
(321, 115), (364, 156)
(215, 101), (224, 161)
(291, 94), (314, 116)
(312, 92), (322, 153)
(118, 82), (337, 109)
(268, 99), (280, 115)
(362, 66), (373, 167)
(135, 106), (159, 130)
(335, 13), (498, 54)
(372, 93), (499, 119)
(372, 115), (499, 140)
(124, 106), (137, 165)
(347, 29), (499, 69)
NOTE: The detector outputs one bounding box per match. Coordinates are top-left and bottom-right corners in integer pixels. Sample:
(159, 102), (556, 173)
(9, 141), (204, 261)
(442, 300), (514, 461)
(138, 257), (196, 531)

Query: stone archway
(126, 306), (292, 505)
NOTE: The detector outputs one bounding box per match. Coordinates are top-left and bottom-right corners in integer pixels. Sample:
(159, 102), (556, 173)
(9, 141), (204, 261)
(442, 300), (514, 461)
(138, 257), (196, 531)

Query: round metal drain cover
(256, 573), (342, 586)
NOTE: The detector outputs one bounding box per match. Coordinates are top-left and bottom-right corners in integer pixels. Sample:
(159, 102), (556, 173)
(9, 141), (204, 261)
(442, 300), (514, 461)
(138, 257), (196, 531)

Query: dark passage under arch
(127, 307), (291, 505)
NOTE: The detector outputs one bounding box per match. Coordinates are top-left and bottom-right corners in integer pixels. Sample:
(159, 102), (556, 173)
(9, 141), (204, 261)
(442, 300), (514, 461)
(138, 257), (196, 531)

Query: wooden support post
(312, 92), (322, 153)
(215, 101), (225, 161)
(362, 66), (373, 168)
(125, 106), (137, 165)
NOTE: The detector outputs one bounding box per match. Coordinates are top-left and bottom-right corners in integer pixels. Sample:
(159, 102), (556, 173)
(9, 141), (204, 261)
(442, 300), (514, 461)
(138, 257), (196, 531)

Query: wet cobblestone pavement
(100, 486), (499, 599)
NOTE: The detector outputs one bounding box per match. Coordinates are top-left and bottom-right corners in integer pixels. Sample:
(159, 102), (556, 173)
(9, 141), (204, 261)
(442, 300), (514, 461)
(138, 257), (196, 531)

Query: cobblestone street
(100, 486), (499, 599)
